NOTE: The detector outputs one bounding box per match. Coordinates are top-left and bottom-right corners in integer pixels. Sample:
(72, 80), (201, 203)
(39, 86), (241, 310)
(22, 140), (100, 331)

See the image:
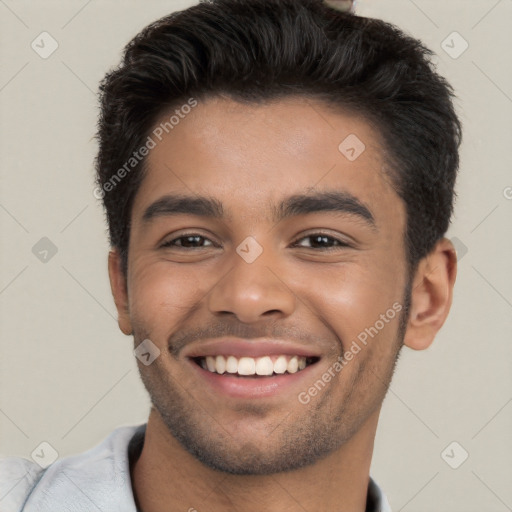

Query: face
(117, 96), (410, 475)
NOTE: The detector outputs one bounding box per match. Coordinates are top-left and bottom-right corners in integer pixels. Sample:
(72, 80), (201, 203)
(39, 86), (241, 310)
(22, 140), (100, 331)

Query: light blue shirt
(0, 424), (391, 511)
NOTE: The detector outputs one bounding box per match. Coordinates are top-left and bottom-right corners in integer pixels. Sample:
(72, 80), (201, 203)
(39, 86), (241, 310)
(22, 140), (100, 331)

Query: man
(0, 0), (460, 510)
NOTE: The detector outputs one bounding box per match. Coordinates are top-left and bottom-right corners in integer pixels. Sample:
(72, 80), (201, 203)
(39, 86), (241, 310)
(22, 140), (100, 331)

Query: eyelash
(292, 234), (350, 250)
(160, 232), (350, 251)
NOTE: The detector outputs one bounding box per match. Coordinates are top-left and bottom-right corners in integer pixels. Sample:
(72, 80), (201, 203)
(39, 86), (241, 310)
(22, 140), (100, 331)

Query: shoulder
(0, 424), (145, 512)
(0, 457), (45, 512)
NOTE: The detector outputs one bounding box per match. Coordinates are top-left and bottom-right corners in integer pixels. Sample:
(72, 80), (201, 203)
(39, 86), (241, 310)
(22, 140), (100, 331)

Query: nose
(207, 248), (296, 324)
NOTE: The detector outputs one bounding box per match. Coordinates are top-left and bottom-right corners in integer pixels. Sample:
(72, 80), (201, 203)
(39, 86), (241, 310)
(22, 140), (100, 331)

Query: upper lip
(183, 338), (321, 359)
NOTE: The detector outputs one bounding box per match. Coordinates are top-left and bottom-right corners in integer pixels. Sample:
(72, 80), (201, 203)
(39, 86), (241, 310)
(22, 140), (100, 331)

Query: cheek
(127, 259), (212, 335)
(292, 259), (405, 351)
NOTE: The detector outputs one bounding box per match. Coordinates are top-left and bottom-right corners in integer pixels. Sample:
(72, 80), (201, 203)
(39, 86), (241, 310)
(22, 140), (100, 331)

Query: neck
(131, 408), (380, 512)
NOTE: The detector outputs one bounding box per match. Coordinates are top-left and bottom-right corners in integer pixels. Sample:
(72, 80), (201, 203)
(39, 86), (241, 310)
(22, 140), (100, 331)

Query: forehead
(133, 96), (403, 228)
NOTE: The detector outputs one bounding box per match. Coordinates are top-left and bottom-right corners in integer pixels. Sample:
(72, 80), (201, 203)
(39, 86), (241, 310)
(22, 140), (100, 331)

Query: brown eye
(161, 235), (214, 249)
(293, 234), (349, 250)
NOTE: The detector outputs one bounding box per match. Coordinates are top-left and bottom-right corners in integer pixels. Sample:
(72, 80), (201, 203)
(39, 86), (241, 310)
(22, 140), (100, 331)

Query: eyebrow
(142, 191), (376, 229)
(275, 191), (376, 228)
(142, 195), (224, 222)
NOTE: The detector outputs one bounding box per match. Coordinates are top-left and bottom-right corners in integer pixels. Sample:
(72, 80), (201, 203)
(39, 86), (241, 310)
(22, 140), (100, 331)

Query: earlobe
(403, 238), (457, 351)
(108, 250), (133, 336)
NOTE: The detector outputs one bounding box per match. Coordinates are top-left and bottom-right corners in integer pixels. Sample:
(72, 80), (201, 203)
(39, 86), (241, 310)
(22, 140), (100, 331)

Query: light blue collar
(1, 423), (391, 511)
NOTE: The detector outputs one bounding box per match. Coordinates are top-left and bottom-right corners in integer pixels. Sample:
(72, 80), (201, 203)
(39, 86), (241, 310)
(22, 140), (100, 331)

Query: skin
(108, 96), (457, 512)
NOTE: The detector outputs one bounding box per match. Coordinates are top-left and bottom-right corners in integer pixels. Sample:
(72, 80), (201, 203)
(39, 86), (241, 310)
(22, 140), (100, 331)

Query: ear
(108, 249), (133, 336)
(403, 238), (457, 351)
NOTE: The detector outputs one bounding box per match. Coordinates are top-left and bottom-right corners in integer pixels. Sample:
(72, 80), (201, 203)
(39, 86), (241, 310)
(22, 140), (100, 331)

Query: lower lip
(188, 359), (318, 399)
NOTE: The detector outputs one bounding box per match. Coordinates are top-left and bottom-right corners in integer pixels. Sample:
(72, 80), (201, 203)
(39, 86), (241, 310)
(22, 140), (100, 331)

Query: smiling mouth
(192, 355), (320, 377)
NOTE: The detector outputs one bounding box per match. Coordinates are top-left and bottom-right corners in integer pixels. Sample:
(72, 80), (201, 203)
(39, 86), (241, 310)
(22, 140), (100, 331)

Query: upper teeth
(202, 355), (307, 376)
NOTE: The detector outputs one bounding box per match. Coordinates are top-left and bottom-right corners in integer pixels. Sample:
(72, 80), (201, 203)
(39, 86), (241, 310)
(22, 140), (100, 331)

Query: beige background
(1, 1), (511, 510)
